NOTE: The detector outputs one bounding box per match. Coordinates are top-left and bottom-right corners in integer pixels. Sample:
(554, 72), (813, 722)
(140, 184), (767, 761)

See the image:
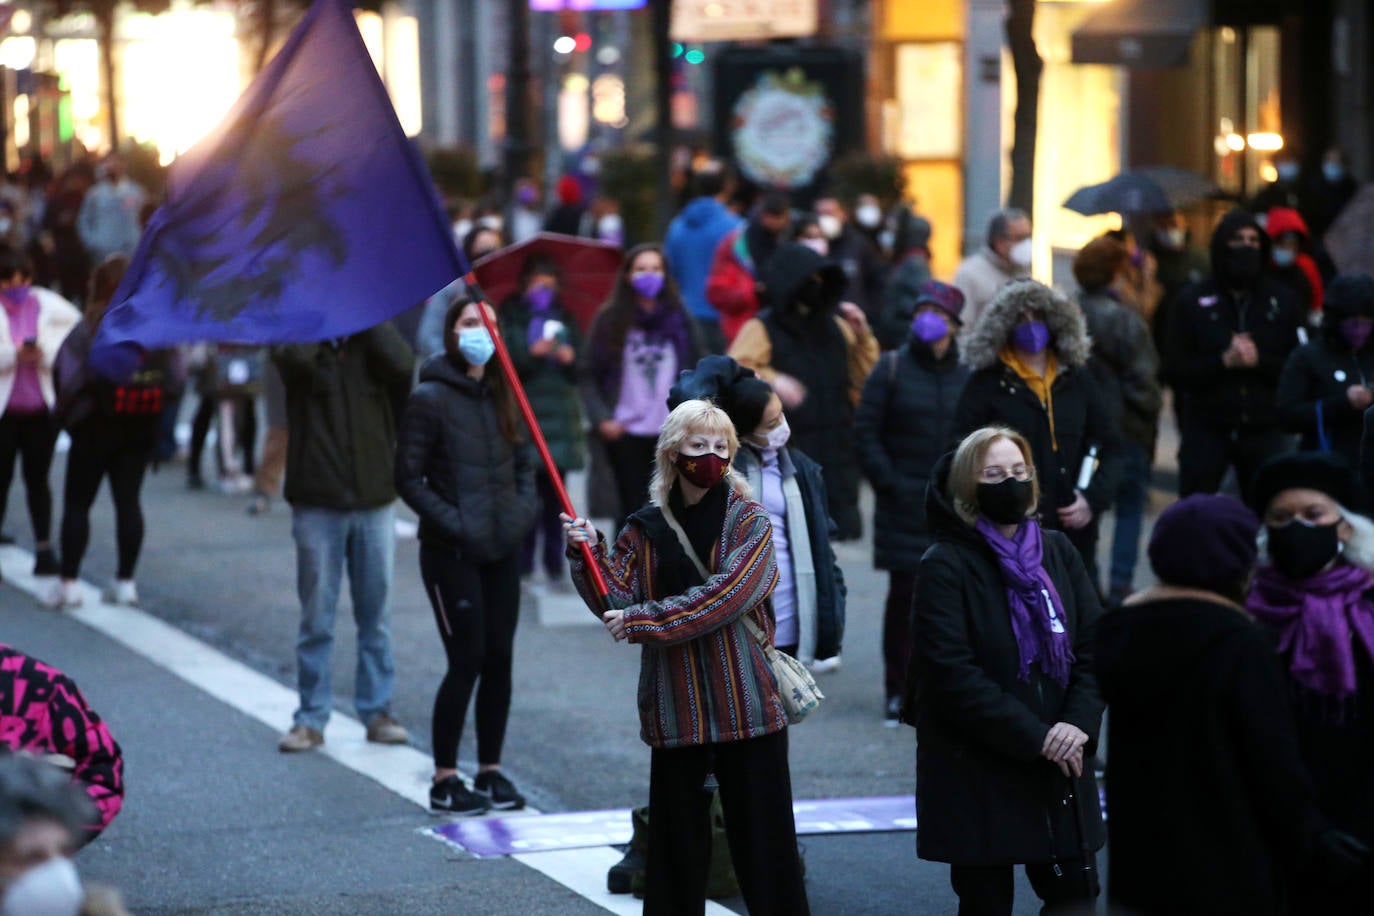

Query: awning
(1071, 0), (1206, 68)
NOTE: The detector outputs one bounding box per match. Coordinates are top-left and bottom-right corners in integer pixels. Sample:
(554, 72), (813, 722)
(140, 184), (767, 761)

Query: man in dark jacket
(272, 323), (415, 753)
(1074, 235), (1162, 605)
(1096, 494), (1370, 915)
(815, 195), (888, 324)
(1165, 208), (1302, 506)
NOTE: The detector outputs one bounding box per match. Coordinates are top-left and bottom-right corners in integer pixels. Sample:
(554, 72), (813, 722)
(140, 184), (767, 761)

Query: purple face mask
(516, 186), (538, 207)
(1342, 317), (1373, 351)
(527, 286), (555, 311)
(0, 284), (30, 307)
(1011, 320), (1052, 355)
(631, 271), (665, 300)
(912, 310), (949, 343)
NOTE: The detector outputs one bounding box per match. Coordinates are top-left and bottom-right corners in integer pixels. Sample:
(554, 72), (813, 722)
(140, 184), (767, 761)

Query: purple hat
(914, 280), (966, 324)
(1148, 494), (1260, 592)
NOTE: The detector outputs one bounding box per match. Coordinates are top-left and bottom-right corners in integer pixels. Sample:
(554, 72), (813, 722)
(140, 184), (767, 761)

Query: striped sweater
(569, 487), (788, 748)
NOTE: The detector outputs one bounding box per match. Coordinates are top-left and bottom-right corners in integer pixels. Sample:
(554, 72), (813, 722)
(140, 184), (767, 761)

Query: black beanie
(1249, 451), (1358, 516)
(1149, 495), (1260, 592)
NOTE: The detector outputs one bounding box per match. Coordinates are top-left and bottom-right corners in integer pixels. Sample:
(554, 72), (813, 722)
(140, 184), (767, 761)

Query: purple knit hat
(915, 280), (966, 324)
(1148, 494), (1261, 592)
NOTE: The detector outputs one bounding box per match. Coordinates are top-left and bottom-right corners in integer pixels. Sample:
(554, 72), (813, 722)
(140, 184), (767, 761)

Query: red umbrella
(471, 232), (623, 334)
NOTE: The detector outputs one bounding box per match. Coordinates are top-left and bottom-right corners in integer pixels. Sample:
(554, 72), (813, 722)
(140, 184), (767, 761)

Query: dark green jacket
(498, 295), (585, 471)
(273, 324), (415, 510)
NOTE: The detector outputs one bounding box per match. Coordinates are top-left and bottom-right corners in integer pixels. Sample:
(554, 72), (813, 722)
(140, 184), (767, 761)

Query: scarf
(1248, 562), (1374, 704)
(975, 518), (1075, 687)
(999, 346), (1060, 451)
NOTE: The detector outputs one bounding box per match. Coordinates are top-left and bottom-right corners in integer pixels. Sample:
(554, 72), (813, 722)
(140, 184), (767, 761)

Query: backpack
(102, 349), (170, 417)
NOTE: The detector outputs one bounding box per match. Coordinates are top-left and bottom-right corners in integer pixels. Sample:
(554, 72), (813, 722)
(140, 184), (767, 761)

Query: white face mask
(817, 214), (843, 240)
(799, 237), (828, 256)
(753, 414), (791, 452)
(597, 213), (623, 243)
(1009, 237), (1034, 269)
(855, 204), (882, 229)
(1, 857), (83, 916)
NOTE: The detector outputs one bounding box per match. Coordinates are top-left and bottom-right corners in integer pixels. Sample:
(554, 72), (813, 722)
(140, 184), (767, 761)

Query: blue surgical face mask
(457, 327), (495, 366)
(1277, 161), (1301, 183)
(1272, 248), (1297, 268)
(1323, 162), (1346, 183)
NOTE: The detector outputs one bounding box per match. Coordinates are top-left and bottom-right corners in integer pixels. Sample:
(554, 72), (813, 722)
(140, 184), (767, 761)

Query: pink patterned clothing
(0, 643), (124, 840)
(3, 291), (45, 414)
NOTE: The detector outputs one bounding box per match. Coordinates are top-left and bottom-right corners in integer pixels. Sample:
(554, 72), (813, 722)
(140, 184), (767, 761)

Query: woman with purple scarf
(906, 425), (1104, 915)
(1248, 451), (1374, 912)
(579, 244), (701, 529)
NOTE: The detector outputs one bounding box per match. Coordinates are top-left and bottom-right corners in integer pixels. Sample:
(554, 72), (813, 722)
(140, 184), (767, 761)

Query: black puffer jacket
(1164, 209), (1302, 430)
(395, 355), (538, 563)
(1078, 289), (1162, 449)
(855, 342), (971, 570)
(1276, 275), (1374, 472)
(905, 453), (1105, 865)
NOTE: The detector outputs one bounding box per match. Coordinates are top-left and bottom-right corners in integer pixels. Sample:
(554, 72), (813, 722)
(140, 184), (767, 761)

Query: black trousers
(189, 393), (257, 477)
(644, 730), (810, 916)
(0, 411), (56, 542)
(60, 423), (153, 580)
(419, 544), (521, 769)
(1178, 417), (1287, 506)
(884, 570), (917, 700)
(950, 860), (1098, 916)
(603, 433), (657, 531)
(522, 468), (567, 579)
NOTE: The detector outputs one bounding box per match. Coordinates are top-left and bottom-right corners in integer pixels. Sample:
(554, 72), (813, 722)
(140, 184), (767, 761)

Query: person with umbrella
(1163, 209), (1302, 506)
(1096, 493), (1371, 915)
(580, 244), (702, 529)
(1276, 274), (1374, 475)
(497, 254), (585, 588)
(906, 426), (1105, 914)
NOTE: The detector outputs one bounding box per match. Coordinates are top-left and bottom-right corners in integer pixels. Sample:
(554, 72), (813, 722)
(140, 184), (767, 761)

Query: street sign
(671, 0), (818, 42)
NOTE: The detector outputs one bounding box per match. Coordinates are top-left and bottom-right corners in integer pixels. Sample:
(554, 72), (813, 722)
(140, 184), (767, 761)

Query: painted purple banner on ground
(429, 796), (920, 858)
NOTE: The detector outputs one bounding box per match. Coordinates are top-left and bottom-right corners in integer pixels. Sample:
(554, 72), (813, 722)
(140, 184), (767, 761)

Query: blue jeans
(1109, 442), (1152, 594)
(290, 504), (396, 729)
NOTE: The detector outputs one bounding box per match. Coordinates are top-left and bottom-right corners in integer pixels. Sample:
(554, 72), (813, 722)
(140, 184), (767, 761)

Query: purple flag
(90, 0), (465, 378)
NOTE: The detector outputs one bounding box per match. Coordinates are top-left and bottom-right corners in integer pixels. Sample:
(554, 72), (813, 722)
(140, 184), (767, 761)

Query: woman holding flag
(395, 297), (538, 817)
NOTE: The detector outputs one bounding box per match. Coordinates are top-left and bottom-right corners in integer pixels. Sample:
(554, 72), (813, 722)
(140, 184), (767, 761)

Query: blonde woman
(563, 398), (809, 915)
(908, 425), (1104, 915)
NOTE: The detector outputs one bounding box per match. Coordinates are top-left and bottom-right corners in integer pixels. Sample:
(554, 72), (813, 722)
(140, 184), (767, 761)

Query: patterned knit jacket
(1, 644), (124, 840)
(570, 486), (788, 749)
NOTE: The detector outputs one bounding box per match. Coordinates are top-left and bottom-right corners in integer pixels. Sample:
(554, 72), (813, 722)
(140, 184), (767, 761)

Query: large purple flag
(90, 0), (465, 378)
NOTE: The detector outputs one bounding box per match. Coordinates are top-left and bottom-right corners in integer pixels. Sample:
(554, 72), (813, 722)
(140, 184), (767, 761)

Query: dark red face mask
(675, 452), (729, 489)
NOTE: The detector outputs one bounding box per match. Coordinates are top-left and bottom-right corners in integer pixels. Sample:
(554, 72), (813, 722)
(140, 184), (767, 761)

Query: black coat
(951, 361), (1121, 522)
(1078, 289), (1162, 449)
(854, 343), (970, 571)
(1276, 336), (1374, 473)
(1164, 210), (1302, 430)
(905, 454), (1105, 865)
(394, 355), (538, 564)
(1095, 592), (1327, 915)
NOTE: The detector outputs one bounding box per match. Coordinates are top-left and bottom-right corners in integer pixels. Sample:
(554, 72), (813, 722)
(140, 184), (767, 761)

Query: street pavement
(0, 406), (1184, 914)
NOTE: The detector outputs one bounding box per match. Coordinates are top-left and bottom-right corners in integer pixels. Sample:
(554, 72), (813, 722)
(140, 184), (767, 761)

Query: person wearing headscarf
(1247, 452), (1374, 912)
(952, 278), (1122, 586)
(907, 426), (1105, 915)
(1163, 208), (1302, 505)
(1097, 492), (1371, 915)
(856, 281), (971, 722)
(1276, 274), (1374, 477)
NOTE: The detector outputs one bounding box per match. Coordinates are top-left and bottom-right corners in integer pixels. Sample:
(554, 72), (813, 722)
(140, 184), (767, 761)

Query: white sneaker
(45, 580), (83, 610)
(809, 655), (842, 674)
(104, 580), (139, 606)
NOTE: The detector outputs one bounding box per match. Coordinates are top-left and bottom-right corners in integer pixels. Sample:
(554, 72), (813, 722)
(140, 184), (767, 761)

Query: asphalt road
(1, 405), (1182, 913)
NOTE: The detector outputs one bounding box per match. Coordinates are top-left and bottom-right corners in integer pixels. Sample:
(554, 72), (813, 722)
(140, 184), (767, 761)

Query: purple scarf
(976, 518), (1075, 687)
(1248, 562), (1374, 703)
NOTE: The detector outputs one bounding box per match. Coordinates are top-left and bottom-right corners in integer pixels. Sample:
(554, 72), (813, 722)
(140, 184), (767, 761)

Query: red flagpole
(465, 274), (610, 609)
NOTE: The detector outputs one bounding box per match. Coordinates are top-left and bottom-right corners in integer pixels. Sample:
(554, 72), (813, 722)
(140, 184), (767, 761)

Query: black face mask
(796, 278), (828, 312)
(1267, 520), (1342, 580)
(1227, 245), (1263, 285)
(976, 478), (1035, 525)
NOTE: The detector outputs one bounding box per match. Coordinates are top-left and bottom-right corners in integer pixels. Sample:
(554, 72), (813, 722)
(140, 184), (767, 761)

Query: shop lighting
(685, 49), (705, 64)
(1246, 132), (1284, 151)
(573, 32), (592, 53)
(553, 35), (576, 54)
(1225, 133), (1246, 152)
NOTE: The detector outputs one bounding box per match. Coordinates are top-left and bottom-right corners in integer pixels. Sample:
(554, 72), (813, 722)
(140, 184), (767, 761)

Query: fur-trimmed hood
(961, 278), (1092, 370)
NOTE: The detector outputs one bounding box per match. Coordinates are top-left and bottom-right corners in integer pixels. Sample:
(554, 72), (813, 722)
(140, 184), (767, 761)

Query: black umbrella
(1065, 167), (1220, 216)
(1132, 165), (1221, 208)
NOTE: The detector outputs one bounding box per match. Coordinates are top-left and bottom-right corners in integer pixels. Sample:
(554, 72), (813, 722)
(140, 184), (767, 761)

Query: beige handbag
(660, 506), (824, 724)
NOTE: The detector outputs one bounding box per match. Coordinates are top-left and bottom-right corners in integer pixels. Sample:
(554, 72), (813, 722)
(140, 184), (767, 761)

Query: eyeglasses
(980, 465), (1035, 484)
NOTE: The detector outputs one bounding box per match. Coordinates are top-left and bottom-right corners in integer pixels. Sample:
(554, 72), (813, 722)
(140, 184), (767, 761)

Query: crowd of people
(6, 150), (1374, 914)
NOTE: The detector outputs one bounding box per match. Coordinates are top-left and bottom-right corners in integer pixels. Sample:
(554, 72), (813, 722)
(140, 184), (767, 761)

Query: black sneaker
(187, 472), (205, 491)
(429, 776), (490, 816)
(473, 770), (526, 810)
(32, 548), (59, 577)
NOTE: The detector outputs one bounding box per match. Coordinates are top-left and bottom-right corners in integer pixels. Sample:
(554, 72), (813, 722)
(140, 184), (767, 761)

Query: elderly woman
(907, 425), (1104, 915)
(1247, 452), (1374, 912)
(563, 398), (809, 915)
(952, 278), (1121, 586)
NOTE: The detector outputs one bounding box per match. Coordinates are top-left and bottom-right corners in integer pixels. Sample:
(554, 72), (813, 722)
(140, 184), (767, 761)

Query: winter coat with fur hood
(951, 279), (1122, 522)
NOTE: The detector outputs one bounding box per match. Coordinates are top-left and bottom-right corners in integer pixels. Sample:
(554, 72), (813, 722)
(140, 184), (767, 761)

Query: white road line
(1, 546), (732, 914)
